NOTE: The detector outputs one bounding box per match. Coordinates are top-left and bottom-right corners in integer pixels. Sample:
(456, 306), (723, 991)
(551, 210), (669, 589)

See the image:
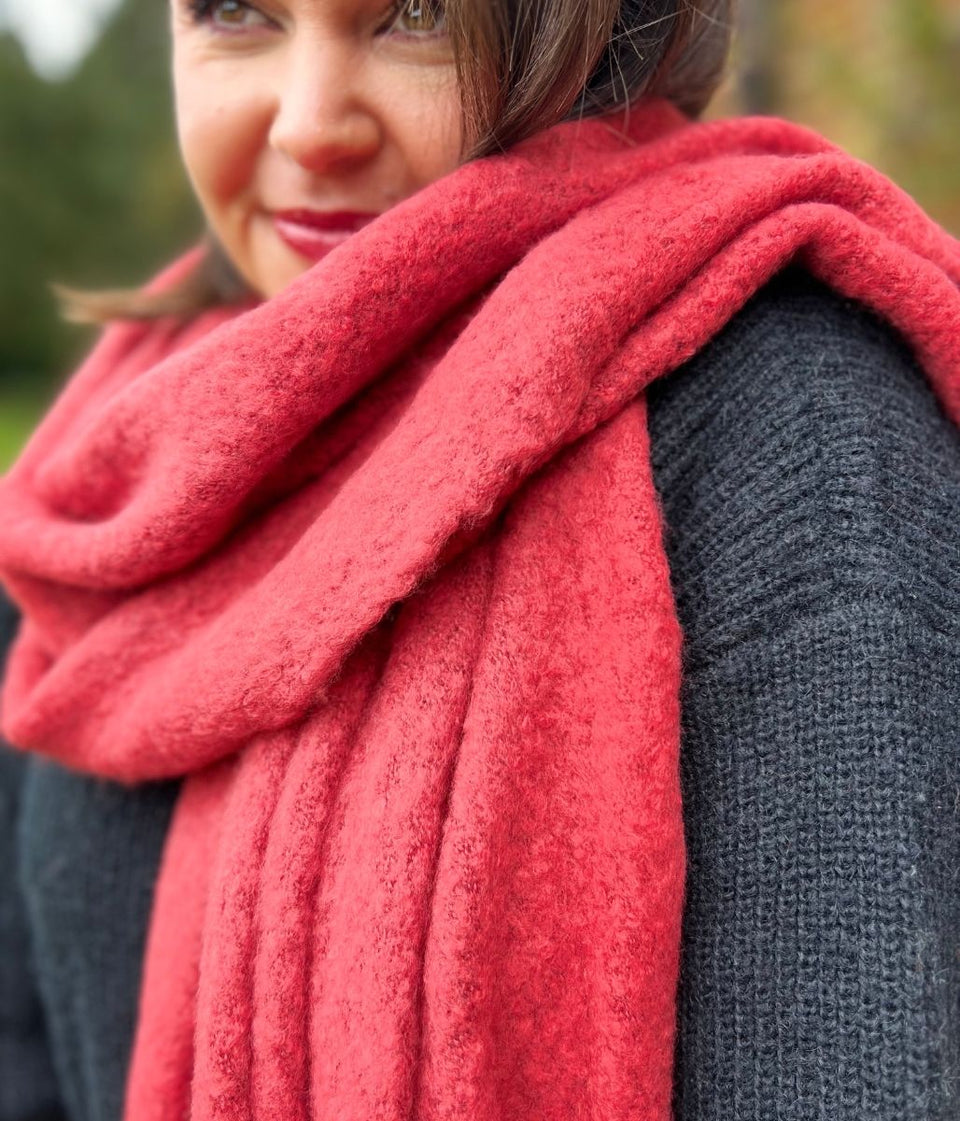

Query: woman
(0, 2), (958, 1120)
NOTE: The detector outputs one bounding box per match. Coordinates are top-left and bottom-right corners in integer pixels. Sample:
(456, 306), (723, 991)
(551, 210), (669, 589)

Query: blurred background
(1, 0), (959, 469)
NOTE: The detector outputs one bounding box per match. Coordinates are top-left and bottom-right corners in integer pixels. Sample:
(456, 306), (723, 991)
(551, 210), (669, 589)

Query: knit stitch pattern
(647, 266), (960, 1119)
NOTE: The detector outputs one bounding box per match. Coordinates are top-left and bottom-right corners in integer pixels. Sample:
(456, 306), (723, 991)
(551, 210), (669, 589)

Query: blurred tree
(717, 0), (960, 232)
(735, 0), (783, 113)
(0, 0), (200, 391)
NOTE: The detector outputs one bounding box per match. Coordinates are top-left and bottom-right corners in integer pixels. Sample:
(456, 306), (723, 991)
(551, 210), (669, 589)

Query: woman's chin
(243, 230), (315, 301)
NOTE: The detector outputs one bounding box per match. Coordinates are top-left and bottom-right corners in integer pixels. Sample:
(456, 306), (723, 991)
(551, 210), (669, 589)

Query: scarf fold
(1, 97), (958, 1121)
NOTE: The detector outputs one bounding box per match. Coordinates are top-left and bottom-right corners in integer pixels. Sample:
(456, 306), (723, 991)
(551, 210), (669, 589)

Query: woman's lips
(271, 209), (379, 262)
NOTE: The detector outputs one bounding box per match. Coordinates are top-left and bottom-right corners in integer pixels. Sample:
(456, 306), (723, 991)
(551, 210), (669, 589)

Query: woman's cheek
(385, 70), (463, 188)
(174, 73), (264, 214)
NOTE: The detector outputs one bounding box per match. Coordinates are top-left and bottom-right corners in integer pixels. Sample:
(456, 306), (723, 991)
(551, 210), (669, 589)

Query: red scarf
(1, 98), (958, 1121)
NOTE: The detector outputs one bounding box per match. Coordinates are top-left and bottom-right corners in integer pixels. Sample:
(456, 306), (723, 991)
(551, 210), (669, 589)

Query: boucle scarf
(1, 97), (959, 1121)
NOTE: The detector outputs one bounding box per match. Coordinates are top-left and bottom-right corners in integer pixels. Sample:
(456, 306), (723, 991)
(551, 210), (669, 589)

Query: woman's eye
(186, 0), (272, 30)
(184, 0), (445, 40)
(391, 0), (446, 35)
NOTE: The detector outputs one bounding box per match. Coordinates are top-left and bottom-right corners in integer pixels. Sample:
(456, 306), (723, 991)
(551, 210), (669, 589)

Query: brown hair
(58, 0), (735, 324)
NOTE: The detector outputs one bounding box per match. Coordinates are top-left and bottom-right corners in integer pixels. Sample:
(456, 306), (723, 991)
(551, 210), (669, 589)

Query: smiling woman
(170, 0), (463, 298)
(2, 3), (960, 1121)
(57, 0), (731, 320)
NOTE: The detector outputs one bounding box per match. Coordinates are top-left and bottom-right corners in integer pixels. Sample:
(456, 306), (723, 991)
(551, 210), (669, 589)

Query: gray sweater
(1, 263), (958, 1121)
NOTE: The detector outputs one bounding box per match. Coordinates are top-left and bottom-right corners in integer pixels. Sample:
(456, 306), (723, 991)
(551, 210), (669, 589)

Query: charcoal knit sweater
(1, 264), (958, 1121)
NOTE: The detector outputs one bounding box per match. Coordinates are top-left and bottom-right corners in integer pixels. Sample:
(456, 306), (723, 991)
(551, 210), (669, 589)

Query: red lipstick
(272, 209), (379, 262)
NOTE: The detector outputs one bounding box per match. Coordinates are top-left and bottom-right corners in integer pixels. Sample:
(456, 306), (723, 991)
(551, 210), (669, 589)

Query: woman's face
(169, 0), (463, 299)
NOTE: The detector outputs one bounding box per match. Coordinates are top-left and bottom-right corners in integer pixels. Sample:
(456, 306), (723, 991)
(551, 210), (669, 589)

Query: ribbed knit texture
(0, 592), (65, 1121)
(646, 264), (960, 1119)
(15, 755), (179, 1121)
(1, 265), (958, 1120)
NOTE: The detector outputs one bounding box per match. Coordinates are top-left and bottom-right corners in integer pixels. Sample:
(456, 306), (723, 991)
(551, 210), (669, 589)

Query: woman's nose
(267, 38), (381, 173)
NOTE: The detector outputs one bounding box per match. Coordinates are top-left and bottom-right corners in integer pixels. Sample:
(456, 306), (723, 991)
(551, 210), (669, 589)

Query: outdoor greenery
(2, 0), (959, 469)
(1, 0), (200, 455)
(719, 0), (960, 233)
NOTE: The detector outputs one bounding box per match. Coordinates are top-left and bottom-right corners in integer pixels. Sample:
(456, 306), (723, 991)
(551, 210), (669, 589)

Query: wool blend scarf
(1, 98), (959, 1121)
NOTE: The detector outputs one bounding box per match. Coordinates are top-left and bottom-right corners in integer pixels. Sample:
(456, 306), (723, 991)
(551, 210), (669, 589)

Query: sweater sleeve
(645, 263), (960, 1121)
(0, 591), (70, 1121)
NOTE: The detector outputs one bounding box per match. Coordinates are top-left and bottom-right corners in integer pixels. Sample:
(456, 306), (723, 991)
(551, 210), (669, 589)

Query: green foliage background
(0, 0), (200, 465)
(1, 0), (958, 468)
(718, 0), (960, 233)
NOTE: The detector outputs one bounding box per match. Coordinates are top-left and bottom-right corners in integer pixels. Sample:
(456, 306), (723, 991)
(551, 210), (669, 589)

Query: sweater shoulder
(645, 261), (960, 670)
(0, 584), (18, 675)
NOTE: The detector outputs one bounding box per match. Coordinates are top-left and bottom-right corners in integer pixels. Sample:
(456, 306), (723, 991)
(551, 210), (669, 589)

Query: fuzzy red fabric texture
(0, 98), (958, 1121)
